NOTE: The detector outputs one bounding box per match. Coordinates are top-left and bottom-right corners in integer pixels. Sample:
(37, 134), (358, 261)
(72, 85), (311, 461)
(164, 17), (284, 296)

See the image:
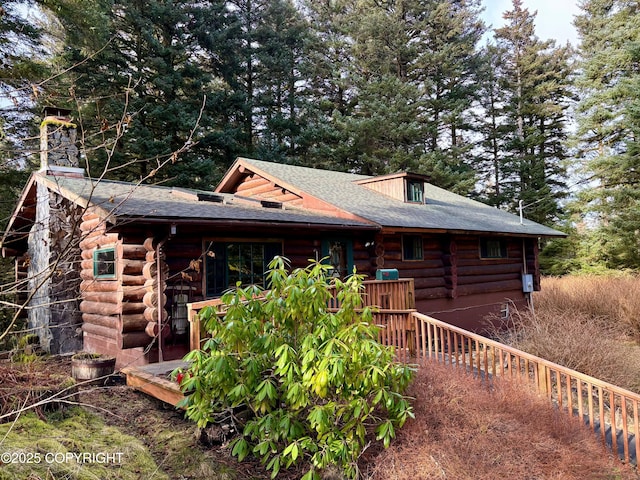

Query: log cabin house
(1, 108), (564, 367)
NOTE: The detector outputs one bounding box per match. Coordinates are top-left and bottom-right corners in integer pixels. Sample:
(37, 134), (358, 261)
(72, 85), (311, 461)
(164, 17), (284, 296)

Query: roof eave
(379, 225), (566, 238)
(110, 215), (381, 231)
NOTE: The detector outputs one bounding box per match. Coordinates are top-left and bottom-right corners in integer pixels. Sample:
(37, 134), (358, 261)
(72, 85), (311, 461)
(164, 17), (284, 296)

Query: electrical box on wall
(522, 273), (534, 293)
(376, 269), (399, 281)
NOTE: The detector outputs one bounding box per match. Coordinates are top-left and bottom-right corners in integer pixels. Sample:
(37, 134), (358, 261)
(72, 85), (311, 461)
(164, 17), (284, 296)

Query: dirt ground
(0, 356), (271, 479)
(78, 378), (275, 480)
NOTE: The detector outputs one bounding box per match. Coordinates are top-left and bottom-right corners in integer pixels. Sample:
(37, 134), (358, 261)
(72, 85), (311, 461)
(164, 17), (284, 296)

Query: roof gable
(216, 157), (373, 224)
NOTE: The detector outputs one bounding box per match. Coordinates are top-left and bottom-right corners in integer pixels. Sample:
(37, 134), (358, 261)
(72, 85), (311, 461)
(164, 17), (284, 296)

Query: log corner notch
(79, 210), (156, 350)
(142, 236), (168, 347)
(443, 238), (458, 299)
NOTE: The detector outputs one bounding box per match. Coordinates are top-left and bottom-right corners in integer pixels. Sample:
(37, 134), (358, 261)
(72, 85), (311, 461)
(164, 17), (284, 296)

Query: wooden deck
(121, 359), (188, 407)
(121, 298), (640, 466)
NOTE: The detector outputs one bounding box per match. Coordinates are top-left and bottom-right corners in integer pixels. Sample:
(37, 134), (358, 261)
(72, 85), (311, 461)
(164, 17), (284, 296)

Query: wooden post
(188, 302), (200, 352)
(537, 363), (548, 395)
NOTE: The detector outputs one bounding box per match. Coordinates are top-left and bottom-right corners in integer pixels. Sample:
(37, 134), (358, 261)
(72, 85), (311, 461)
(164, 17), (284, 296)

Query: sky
(481, 0), (582, 45)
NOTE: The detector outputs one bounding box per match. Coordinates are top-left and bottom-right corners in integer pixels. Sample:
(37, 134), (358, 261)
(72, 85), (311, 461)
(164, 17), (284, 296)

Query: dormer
(354, 172), (430, 204)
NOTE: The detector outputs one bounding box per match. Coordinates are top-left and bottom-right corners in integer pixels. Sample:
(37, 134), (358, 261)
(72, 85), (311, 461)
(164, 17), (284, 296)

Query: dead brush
(364, 362), (637, 480)
(536, 275), (640, 340)
(490, 303), (640, 393)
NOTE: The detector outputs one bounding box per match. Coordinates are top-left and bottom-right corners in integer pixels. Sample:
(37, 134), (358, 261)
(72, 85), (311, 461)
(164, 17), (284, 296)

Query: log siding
(79, 212), (155, 355)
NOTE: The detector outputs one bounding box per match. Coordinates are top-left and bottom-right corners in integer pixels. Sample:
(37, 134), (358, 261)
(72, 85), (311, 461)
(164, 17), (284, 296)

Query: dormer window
(406, 179), (424, 203)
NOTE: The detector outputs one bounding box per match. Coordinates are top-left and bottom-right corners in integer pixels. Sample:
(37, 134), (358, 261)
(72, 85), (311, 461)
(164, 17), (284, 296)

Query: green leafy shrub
(178, 257), (414, 479)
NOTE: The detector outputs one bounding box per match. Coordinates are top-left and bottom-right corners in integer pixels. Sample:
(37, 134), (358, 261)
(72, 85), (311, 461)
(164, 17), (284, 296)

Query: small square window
(94, 247), (117, 279)
(406, 180), (424, 203)
(402, 235), (423, 261)
(480, 238), (507, 259)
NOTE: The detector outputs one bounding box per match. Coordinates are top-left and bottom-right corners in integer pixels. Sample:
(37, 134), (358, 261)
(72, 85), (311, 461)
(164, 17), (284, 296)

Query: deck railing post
(187, 302), (199, 352)
(536, 363), (549, 395)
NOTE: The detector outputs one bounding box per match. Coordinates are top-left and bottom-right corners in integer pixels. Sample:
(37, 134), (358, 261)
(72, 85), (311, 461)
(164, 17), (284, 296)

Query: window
(205, 241), (282, 297)
(94, 247), (117, 279)
(402, 235), (423, 261)
(328, 241), (347, 277)
(406, 179), (424, 203)
(321, 238), (354, 278)
(480, 238), (508, 259)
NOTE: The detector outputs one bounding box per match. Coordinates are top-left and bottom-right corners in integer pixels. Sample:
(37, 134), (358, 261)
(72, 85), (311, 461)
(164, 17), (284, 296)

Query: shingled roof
(0, 172), (377, 253)
(48, 174), (378, 227)
(2, 157), (565, 256)
(220, 158), (565, 238)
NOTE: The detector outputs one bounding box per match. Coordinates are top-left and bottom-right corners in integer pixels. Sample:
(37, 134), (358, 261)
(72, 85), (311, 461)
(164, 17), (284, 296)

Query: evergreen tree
(475, 44), (510, 207)
(302, 0), (485, 191)
(415, 0), (485, 194)
(343, 0), (429, 175)
(298, 0), (359, 170)
(492, 0), (571, 225)
(574, 0), (640, 268)
(42, 0), (222, 188)
(1, 1), (50, 170)
(189, 1), (253, 171)
(252, 0), (312, 162)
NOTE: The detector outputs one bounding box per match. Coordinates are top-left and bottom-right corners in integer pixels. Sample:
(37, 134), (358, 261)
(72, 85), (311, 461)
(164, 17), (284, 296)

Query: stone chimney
(40, 106), (84, 177)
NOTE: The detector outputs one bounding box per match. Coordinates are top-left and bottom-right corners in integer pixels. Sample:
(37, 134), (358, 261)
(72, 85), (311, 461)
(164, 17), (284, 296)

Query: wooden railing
(328, 278), (415, 310)
(187, 278), (416, 351)
(187, 297), (225, 351)
(186, 279), (640, 464)
(408, 311), (640, 465)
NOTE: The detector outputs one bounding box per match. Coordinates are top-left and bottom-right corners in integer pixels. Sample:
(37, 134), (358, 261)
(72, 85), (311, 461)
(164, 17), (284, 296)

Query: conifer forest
(2, 0), (640, 273)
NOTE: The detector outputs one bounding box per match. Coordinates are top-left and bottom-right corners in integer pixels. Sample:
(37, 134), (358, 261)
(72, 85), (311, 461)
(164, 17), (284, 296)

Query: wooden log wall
(377, 234), (527, 302)
(79, 212), (155, 351)
(173, 232), (377, 299)
(282, 235), (375, 278)
(235, 173), (304, 207)
(376, 235), (448, 301)
(454, 236), (523, 296)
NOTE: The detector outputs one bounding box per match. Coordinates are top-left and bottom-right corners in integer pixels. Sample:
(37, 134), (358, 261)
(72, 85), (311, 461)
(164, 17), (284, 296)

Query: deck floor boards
(122, 360), (190, 407)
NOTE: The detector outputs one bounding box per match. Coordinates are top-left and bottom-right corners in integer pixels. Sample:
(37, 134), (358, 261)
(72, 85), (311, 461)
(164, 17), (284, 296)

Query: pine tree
(492, 0), (571, 225)
(475, 44), (510, 207)
(574, 0), (640, 268)
(252, 0), (312, 162)
(415, 0), (485, 194)
(298, 0), (359, 171)
(1, 1), (50, 169)
(302, 0), (485, 190)
(343, 0), (429, 175)
(42, 0), (223, 187)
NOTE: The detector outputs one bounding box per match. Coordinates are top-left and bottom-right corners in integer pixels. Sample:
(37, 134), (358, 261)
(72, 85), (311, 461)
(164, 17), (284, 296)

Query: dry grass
(535, 276), (640, 341)
(364, 275), (640, 480)
(365, 362), (637, 480)
(490, 275), (640, 393)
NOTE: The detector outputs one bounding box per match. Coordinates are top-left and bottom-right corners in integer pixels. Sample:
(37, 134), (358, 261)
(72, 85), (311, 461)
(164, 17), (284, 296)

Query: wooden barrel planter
(71, 352), (116, 383)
